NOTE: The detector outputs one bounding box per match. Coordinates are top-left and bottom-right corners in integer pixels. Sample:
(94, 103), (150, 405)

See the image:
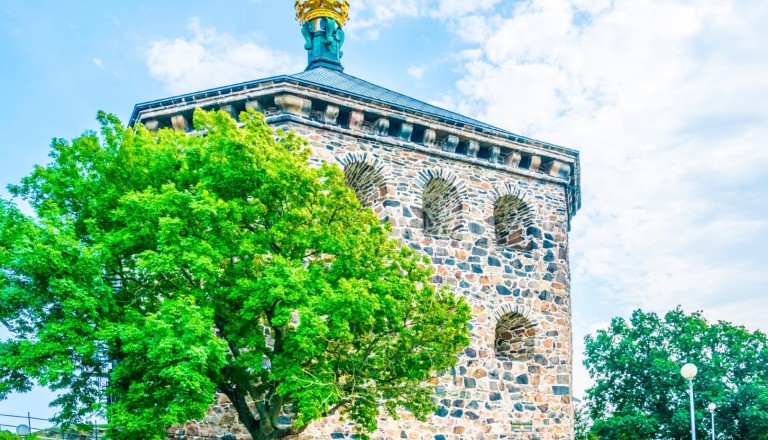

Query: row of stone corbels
(272, 94), (573, 181)
(142, 100), (263, 133)
(141, 92), (572, 181)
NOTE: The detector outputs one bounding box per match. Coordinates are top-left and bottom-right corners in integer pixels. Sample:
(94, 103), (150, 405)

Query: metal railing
(0, 412), (48, 434)
(1, 412), (239, 439)
(0, 412), (98, 439)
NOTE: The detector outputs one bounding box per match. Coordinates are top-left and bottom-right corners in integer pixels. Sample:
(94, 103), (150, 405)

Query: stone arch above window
(494, 304), (536, 361)
(415, 169), (467, 237)
(421, 178), (462, 236)
(337, 153), (389, 210)
(492, 185), (535, 249)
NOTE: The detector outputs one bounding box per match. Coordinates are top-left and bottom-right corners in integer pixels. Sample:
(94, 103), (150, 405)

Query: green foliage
(584, 308), (768, 440)
(0, 432), (42, 440)
(0, 109), (471, 440)
(575, 403), (602, 440)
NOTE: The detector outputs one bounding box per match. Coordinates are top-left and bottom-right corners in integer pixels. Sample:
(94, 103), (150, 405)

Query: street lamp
(681, 363), (698, 440)
(708, 403), (716, 440)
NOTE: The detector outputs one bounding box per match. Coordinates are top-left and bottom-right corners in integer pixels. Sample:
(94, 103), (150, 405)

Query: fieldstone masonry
(131, 71), (580, 440)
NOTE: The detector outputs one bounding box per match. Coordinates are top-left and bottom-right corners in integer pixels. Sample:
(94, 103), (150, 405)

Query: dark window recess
(337, 110), (350, 129)
(495, 312), (535, 362)
(411, 125), (426, 144)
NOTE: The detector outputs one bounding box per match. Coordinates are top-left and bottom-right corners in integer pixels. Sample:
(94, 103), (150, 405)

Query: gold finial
(295, 0), (350, 27)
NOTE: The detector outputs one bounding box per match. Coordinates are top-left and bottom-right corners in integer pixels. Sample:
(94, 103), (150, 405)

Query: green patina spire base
(301, 17), (345, 71)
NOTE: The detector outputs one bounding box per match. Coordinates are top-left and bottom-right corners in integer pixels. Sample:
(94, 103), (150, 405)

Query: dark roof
(128, 67), (577, 157)
(290, 67), (504, 133)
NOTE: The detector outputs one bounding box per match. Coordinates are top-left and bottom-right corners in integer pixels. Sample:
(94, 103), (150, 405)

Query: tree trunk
(220, 385), (271, 439)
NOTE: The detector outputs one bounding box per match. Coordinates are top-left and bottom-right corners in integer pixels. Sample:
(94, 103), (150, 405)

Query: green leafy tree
(574, 403), (600, 440)
(0, 432), (41, 440)
(0, 109), (471, 440)
(584, 308), (768, 440)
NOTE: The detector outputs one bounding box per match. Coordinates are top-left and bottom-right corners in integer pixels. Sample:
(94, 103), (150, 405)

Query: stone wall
(142, 84), (578, 440)
(294, 120), (573, 440)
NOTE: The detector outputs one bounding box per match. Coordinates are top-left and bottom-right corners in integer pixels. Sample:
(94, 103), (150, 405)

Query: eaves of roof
(128, 68), (579, 159)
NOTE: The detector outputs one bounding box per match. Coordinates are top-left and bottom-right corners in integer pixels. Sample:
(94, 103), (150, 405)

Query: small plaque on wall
(510, 421), (534, 433)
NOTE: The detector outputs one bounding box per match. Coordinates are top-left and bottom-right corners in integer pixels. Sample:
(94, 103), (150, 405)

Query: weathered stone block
(466, 140), (480, 158)
(442, 135), (459, 153)
(245, 99), (264, 113)
(398, 122), (414, 142)
(274, 94), (311, 117)
(373, 117), (390, 136)
(546, 160), (572, 179)
(423, 128), (437, 147)
(505, 151), (522, 167)
(142, 119), (159, 132)
(324, 104), (340, 124)
(219, 104), (238, 120)
(489, 146), (501, 163)
(171, 115), (188, 132)
(348, 110), (364, 130)
(527, 155), (542, 171)
(552, 386), (570, 396)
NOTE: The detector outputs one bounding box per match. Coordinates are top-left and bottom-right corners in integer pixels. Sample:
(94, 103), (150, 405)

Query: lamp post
(707, 403), (716, 440)
(681, 363), (698, 440)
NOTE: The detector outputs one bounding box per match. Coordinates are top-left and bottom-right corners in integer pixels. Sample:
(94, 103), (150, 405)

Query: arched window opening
(422, 178), (462, 236)
(494, 194), (533, 249)
(344, 161), (385, 210)
(495, 312), (535, 361)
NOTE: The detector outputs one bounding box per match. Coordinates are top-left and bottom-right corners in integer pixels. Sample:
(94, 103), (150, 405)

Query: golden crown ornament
(295, 0), (350, 27)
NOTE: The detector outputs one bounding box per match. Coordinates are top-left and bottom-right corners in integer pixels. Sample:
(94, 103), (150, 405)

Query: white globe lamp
(681, 363), (698, 379)
(681, 363), (698, 440)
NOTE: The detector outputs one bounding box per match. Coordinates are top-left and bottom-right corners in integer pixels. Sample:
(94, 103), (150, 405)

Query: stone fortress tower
(129, 1), (581, 439)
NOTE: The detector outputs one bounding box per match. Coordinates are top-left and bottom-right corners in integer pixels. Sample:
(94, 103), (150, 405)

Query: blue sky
(2, 0), (767, 428)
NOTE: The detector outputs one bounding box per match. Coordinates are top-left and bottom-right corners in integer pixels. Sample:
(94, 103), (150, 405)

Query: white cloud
(407, 64), (425, 79)
(437, 0), (768, 390)
(429, 0), (503, 18)
(136, 0), (768, 397)
(347, 0), (425, 35)
(92, 57), (104, 68)
(146, 19), (302, 94)
(348, 0), (504, 38)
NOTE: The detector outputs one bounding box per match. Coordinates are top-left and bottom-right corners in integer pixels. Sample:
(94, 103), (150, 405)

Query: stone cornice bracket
(466, 140), (480, 158)
(275, 94), (312, 118)
(526, 155), (542, 171)
(245, 100), (264, 113)
(442, 135), (459, 153)
(505, 152), (522, 167)
(545, 160), (571, 179)
(398, 122), (413, 142)
(219, 104), (238, 120)
(348, 110), (364, 130)
(324, 104), (340, 124)
(171, 115), (188, 132)
(423, 129), (437, 148)
(489, 146), (501, 163)
(373, 118), (390, 136)
(143, 119), (159, 132)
